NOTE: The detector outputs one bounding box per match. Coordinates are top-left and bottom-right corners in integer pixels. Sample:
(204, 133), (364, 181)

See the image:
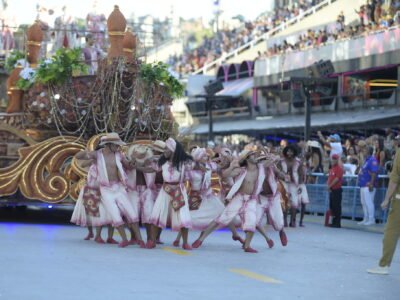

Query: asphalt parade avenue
(0, 208), (398, 300)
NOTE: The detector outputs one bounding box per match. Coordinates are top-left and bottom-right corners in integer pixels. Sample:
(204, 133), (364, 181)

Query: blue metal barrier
(305, 173), (388, 223)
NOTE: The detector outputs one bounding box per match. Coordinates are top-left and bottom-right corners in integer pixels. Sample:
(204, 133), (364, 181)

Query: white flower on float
(54, 94), (60, 100)
(32, 101), (38, 106)
(130, 105), (136, 111)
(39, 103), (45, 108)
(19, 67), (36, 80)
(15, 59), (29, 68)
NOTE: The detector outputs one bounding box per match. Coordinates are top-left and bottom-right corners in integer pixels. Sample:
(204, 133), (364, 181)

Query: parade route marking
(229, 269), (283, 284)
(162, 247), (192, 256)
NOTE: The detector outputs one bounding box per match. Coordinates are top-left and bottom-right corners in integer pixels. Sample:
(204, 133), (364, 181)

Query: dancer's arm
(80, 159), (95, 168)
(273, 163), (288, 181)
(221, 160), (241, 178)
(121, 154), (134, 170)
(75, 150), (96, 160)
(137, 158), (159, 173)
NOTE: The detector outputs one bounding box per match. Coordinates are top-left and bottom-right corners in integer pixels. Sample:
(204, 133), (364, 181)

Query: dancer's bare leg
(228, 223), (244, 245)
(128, 226), (136, 244)
(243, 231), (257, 253)
(130, 223), (145, 247)
(181, 228), (192, 250)
(156, 228), (164, 244)
(107, 225), (114, 239)
(116, 225), (130, 247)
(173, 232), (182, 247)
(279, 229), (288, 246)
(192, 221), (219, 248)
(284, 209), (288, 227)
(94, 226), (105, 244)
(106, 225), (118, 244)
(146, 224), (159, 248)
(84, 226), (94, 240)
(144, 224), (151, 241)
(256, 225), (274, 248)
(290, 207), (297, 227)
(299, 203), (306, 227)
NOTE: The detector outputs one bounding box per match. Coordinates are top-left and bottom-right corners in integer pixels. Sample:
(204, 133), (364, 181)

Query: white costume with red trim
(256, 166), (284, 231)
(125, 168), (142, 223)
(216, 164), (265, 232)
(279, 158), (301, 208)
(188, 164), (225, 230)
(97, 150), (139, 227)
(298, 163), (310, 205)
(71, 164), (111, 227)
(139, 172), (158, 224)
(150, 161), (192, 231)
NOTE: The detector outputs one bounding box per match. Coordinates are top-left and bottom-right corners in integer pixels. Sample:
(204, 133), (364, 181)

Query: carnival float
(0, 5), (183, 205)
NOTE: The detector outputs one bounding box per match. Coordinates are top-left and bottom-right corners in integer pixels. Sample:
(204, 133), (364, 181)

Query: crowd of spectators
(258, 0), (400, 58)
(219, 128), (399, 177)
(168, 0), (325, 74)
(168, 0), (400, 75)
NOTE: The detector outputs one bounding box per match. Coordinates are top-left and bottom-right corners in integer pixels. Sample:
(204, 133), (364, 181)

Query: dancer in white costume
(126, 143), (161, 243)
(75, 133), (145, 248)
(124, 152), (141, 245)
(71, 160), (118, 244)
(193, 150), (274, 253)
(173, 147), (245, 246)
(278, 145), (301, 227)
(146, 138), (193, 250)
(256, 152), (288, 247)
(298, 159), (310, 227)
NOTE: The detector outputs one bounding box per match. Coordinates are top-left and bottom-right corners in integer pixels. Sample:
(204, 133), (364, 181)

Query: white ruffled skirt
(70, 188), (111, 227)
(150, 185), (192, 231)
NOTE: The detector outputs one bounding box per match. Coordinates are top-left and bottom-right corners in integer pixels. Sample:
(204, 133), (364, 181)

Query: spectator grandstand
(169, 0), (400, 75)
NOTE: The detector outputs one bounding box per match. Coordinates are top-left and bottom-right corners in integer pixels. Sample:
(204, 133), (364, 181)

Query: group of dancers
(71, 133), (309, 253)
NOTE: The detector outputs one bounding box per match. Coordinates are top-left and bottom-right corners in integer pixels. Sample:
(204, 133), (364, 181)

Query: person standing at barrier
(277, 145), (301, 227)
(358, 146), (379, 226)
(367, 145), (400, 275)
(327, 154), (344, 228)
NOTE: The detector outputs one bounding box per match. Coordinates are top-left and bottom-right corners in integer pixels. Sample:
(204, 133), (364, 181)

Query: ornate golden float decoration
(0, 136), (85, 203)
(0, 6), (181, 205)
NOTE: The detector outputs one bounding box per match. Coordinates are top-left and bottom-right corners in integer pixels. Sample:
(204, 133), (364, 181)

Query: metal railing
(257, 87), (399, 117)
(193, 0), (337, 74)
(305, 173), (389, 222)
